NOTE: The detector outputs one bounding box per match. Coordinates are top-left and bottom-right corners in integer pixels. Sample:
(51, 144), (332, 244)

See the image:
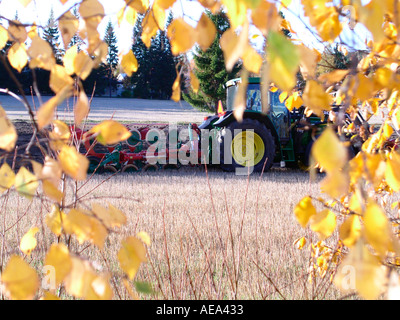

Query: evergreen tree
(43, 8), (63, 63)
(104, 20), (119, 97)
(129, 13), (176, 100)
(183, 10), (241, 113)
(68, 7), (84, 50)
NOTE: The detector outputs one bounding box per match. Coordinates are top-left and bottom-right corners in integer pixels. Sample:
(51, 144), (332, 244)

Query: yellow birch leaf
(86, 273), (113, 300)
(137, 231), (151, 246)
(44, 243), (72, 287)
(0, 162), (15, 193)
(7, 43), (28, 73)
(167, 18), (197, 55)
(172, 73), (181, 102)
(65, 258), (113, 300)
(334, 238), (387, 300)
(63, 209), (108, 249)
(121, 50), (138, 77)
(63, 45), (78, 75)
(91, 203), (127, 229)
(294, 196), (317, 228)
(298, 44), (320, 79)
(317, 8), (342, 42)
(28, 36), (55, 70)
(41, 156), (62, 187)
(364, 201), (392, 258)
(58, 145), (89, 181)
(89, 120), (132, 145)
(285, 92), (303, 111)
(41, 291), (60, 300)
(302, 80), (332, 117)
(293, 236), (307, 250)
(118, 236), (147, 280)
(0, 105), (17, 152)
(339, 215), (362, 248)
(27, 24), (38, 39)
(74, 51), (94, 81)
(198, 0), (220, 13)
(121, 6), (137, 25)
(220, 22), (249, 72)
(37, 85), (72, 130)
(242, 45), (263, 74)
(15, 167), (39, 200)
(125, 0), (149, 14)
(311, 127), (347, 172)
(196, 12), (216, 51)
(221, 0), (247, 29)
(359, 0), (385, 43)
(310, 209), (337, 240)
(1, 255), (39, 300)
(79, 0), (105, 19)
(0, 26), (9, 51)
(59, 11), (79, 49)
(92, 41), (108, 67)
(153, 1), (166, 31)
(320, 169), (349, 199)
(45, 205), (66, 236)
(279, 91), (288, 103)
(49, 120), (72, 151)
(74, 90), (90, 125)
(318, 69), (350, 85)
(155, 0), (176, 9)
(190, 71), (200, 94)
(354, 74), (375, 102)
(7, 21), (27, 43)
(20, 226), (39, 255)
(251, 0), (279, 35)
(141, 11), (159, 48)
(43, 180), (64, 204)
(108, 204), (128, 227)
(64, 257), (97, 299)
(386, 151), (400, 192)
(49, 64), (74, 94)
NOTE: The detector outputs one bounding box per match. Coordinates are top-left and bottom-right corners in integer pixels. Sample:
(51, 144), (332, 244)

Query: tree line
(0, 8), (359, 113)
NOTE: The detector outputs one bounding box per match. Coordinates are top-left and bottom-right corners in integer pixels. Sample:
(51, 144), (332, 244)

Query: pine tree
(104, 20), (119, 97)
(183, 10), (241, 113)
(43, 8), (63, 64)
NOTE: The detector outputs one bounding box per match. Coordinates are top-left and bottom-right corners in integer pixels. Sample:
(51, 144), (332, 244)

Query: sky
(0, 0), (369, 54)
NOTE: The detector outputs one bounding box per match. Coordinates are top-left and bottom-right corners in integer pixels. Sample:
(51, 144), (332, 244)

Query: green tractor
(199, 77), (363, 172)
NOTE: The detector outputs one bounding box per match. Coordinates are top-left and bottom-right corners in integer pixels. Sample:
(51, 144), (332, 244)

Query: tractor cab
(225, 78), (291, 142)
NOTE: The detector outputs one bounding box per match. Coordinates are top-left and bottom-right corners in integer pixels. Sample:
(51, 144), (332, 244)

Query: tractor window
(246, 84), (262, 111)
(270, 91), (290, 140)
(226, 85), (239, 111)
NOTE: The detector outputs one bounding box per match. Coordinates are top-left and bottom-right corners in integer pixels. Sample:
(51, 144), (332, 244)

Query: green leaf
(267, 31), (299, 91)
(134, 281), (154, 295)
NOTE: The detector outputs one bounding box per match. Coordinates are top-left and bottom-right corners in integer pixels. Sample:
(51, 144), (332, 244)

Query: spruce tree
(104, 20), (119, 97)
(68, 7), (84, 50)
(129, 13), (176, 100)
(183, 11), (241, 113)
(43, 8), (63, 64)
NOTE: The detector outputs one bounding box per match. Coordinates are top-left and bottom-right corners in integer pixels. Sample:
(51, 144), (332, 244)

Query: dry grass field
(1, 164), (348, 300)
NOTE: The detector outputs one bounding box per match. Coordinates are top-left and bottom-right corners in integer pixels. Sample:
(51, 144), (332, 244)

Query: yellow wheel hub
(231, 131), (265, 167)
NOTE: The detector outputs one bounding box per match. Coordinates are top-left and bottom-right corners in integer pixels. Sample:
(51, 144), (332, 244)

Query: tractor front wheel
(218, 119), (276, 173)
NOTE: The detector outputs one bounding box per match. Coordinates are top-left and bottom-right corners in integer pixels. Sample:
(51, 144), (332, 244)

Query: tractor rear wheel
(218, 119), (276, 173)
